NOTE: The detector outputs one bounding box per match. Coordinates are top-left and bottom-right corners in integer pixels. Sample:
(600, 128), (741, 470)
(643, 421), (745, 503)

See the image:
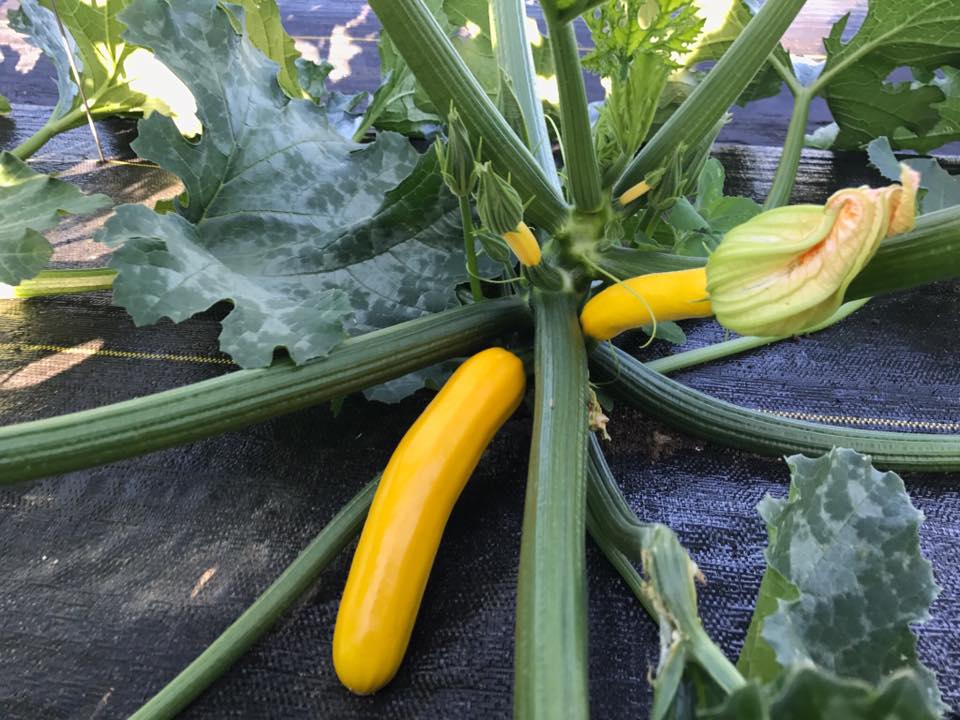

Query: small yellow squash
(579, 267), (712, 341)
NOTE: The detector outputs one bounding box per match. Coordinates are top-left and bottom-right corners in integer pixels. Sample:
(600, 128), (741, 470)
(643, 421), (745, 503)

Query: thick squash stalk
(334, 348), (526, 695)
(707, 165), (919, 337)
(579, 268), (713, 341)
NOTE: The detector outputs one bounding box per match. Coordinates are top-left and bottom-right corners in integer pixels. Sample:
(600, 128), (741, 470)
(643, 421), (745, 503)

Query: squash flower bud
(434, 107), (476, 198)
(706, 164), (919, 337)
(475, 163), (542, 266)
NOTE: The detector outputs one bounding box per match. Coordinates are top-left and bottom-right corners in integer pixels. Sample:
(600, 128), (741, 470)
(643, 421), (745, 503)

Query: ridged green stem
(592, 344), (960, 471)
(848, 205), (960, 300)
(592, 248), (704, 279)
(545, 15), (604, 213)
(764, 89), (813, 210)
(614, 0), (807, 195)
(0, 298), (531, 484)
(130, 479), (377, 720)
(490, 0), (560, 189)
(368, 0), (567, 233)
(586, 436), (745, 693)
(7, 268), (116, 298)
(514, 290), (589, 720)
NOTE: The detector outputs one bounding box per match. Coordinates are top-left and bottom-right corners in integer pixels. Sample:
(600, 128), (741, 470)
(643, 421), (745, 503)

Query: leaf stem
(6, 268), (117, 298)
(614, 0), (807, 196)
(586, 436), (745, 693)
(645, 300), (870, 376)
(763, 88), (813, 209)
(544, 14), (604, 214)
(490, 0), (560, 190)
(10, 105), (87, 160)
(368, 0), (568, 232)
(0, 297), (531, 484)
(514, 290), (590, 720)
(459, 195), (484, 301)
(130, 479), (378, 720)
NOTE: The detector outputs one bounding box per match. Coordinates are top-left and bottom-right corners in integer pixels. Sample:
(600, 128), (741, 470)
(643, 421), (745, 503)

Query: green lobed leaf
(99, 0), (473, 369)
(890, 68), (960, 154)
(585, 0), (704, 175)
(702, 666), (939, 720)
(0, 152), (110, 285)
(0, 95), (9, 115)
(867, 136), (960, 214)
(667, 158), (760, 256)
(738, 448), (943, 714)
(817, 2), (960, 152)
(11, 0), (198, 133)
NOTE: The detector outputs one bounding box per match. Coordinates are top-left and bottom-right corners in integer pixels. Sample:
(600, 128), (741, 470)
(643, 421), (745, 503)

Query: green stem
(848, 204), (960, 300)
(130, 479), (378, 720)
(592, 247), (704, 277)
(10, 105), (87, 160)
(459, 195), (484, 301)
(545, 15), (604, 214)
(7, 268), (117, 298)
(763, 89), (813, 210)
(586, 436), (745, 693)
(592, 344), (960, 471)
(514, 290), (589, 720)
(614, 0), (807, 196)
(490, 0), (560, 190)
(0, 297), (531, 484)
(368, 0), (568, 233)
(645, 300), (870, 376)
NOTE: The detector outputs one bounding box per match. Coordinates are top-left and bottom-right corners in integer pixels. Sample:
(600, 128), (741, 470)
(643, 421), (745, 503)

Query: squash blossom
(475, 163), (542, 266)
(706, 164), (919, 337)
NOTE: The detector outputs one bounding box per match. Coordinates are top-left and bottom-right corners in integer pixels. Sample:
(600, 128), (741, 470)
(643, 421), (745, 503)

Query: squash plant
(1, 0), (960, 717)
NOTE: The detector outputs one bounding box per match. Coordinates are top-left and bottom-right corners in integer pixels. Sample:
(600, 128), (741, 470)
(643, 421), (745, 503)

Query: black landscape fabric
(1, 131), (958, 718)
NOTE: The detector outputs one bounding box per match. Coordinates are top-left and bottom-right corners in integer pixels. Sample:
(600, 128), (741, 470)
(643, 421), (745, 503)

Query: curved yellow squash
(333, 347), (526, 694)
(579, 267), (713, 341)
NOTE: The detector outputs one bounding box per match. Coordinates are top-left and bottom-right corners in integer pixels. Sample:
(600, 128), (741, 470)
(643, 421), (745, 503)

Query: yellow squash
(579, 267), (713, 341)
(333, 347), (526, 695)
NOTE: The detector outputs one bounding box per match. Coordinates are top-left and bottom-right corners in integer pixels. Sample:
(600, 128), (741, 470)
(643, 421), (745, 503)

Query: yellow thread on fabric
(0, 342), (234, 366)
(758, 408), (960, 432)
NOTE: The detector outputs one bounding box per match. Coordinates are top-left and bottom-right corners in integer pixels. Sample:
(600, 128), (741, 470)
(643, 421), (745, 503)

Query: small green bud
(475, 163), (524, 236)
(435, 107), (476, 197)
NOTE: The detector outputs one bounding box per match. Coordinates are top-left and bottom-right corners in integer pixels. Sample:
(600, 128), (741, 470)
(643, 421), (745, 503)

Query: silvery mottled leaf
(737, 448), (943, 714)
(100, 0), (468, 370)
(702, 666), (939, 720)
(0, 152), (110, 285)
(867, 136), (960, 214)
